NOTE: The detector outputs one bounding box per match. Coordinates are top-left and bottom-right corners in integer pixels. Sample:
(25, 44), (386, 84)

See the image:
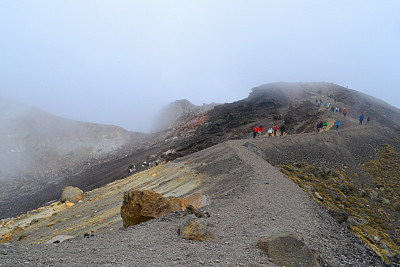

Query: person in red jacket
(258, 124), (264, 136)
(252, 124), (259, 139)
(273, 125), (279, 136)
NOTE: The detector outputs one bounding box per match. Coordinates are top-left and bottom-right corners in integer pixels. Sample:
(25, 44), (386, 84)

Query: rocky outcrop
(151, 99), (217, 132)
(1, 226), (24, 243)
(257, 233), (321, 267)
(120, 190), (210, 228)
(60, 186), (83, 203)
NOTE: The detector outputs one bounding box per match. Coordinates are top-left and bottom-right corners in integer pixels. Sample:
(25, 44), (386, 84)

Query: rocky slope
(0, 97), (149, 218)
(3, 82), (399, 219)
(0, 137), (391, 266)
(1, 82), (400, 265)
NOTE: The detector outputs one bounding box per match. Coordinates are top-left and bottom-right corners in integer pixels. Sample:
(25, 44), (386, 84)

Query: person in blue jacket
(336, 119), (341, 128)
(359, 114), (364, 125)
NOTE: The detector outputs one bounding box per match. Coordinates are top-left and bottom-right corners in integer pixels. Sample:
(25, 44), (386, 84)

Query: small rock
(179, 215), (214, 242)
(46, 221), (55, 227)
(304, 185), (313, 191)
(30, 219), (40, 225)
(347, 217), (360, 227)
(368, 190), (379, 199)
(328, 209), (348, 224)
(45, 235), (75, 244)
(315, 192), (324, 201)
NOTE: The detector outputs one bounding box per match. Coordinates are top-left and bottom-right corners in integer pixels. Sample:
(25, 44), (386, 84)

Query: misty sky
(1, 1), (399, 132)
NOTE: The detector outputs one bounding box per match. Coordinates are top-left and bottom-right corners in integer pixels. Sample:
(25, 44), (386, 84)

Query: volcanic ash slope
(0, 139), (385, 266)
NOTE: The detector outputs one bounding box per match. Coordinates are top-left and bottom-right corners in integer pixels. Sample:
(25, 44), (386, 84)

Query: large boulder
(60, 186), (83, 203)
(257, 233), (321, 267)
(120, 190), (210, 228)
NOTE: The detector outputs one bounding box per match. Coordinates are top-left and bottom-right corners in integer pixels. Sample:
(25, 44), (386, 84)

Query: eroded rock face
(60, 186), (83, 203)
(257, 233), (321, 267)
(120, 190), (209, 228)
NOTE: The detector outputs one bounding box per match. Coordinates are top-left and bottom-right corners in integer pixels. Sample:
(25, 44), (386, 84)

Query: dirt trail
(0, 139), (385, 266)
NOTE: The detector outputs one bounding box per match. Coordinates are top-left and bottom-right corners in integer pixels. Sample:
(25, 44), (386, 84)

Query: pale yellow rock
(65, 202), (75, 208)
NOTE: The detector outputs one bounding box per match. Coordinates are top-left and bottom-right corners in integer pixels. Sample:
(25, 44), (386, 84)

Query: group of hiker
(252, 124), (285, 139)
(359, 114), (371, 125)
(316, 99), (348, 117)
(316, 120), (341, 132)
(316, 113), (371, 133)
(251, 106), (371, 138)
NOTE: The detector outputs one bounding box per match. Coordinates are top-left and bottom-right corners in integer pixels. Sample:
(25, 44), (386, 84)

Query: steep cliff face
(151, 99), (218, 132)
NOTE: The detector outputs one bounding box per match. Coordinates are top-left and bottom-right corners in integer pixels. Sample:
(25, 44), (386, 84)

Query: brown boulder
(121, 190), (208, 228)
(179, 214), (214, 241)
(257, 233), (320, 267)
(60, 186), (83, 203)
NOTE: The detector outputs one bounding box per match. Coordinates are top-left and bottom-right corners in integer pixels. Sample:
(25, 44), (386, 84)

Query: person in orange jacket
(252, 124), (259, 139)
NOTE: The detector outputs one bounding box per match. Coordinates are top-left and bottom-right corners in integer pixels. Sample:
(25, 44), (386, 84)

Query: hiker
(316, 122), (321, 133)
(336, 119), (341, 128)
(273, 125), (279, 136)
(280, 124), (285, 136)
(359, 114), (364, 125)
(343, 108), (347, 117)
(267, 126), (273, 137)
(252, 124), (259, 139)
(258, 124), (264, 136)
(367, 116), (371, 123)
(323, 121), (328, 130)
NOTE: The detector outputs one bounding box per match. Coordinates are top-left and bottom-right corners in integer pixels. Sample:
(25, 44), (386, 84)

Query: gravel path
(0, 140), (386, 266)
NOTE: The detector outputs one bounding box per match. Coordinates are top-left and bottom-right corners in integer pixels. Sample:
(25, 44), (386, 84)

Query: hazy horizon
(1, 1), (399, 132)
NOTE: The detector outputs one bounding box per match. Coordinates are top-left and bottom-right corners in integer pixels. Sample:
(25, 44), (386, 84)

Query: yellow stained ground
(0, 160), (212, 244)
